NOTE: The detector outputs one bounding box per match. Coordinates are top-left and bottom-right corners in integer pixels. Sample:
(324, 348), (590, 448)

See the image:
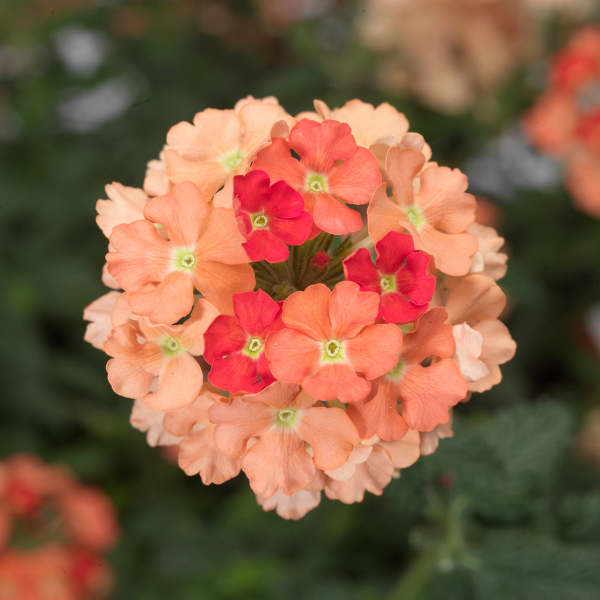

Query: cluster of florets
(523, 26), (600, 218)
(84, 97), (516, 519)
(0, 454), (119, 598)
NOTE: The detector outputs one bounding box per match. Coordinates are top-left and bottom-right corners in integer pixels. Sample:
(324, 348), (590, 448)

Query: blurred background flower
(2, 0), (600, 598)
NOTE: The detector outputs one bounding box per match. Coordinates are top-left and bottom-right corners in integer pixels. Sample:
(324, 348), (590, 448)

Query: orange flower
(209, 382), (359, 497)
(265, 282), (403, 403)
(368, 147), (477, 276)
(106, 181), (254, 322)
(104, 299), (219, 411)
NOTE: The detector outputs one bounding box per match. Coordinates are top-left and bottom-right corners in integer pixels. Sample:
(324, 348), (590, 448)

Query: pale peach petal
(194, 207), (250, 264)
(416, 166), (476, 233)
(345, 323), (403, 380)
(180, 299), (220, 355)
(444, 274), (506, 324)
(450, 323), (489, 383)
(467, 223), (507, 281)
(143, 353), (204, 412)
(367, 183), (406, 243)
(167, 109), (242, 160)
(329, 281), (380, 340)
(256, 488), (321, 520)
(130, 399), (182, 447)
(409, 224), (477, 277)
(178, 426), (241, 485)
(419, 415), (454, 456)
(111, 290), (135, 327)
(468, 320), (516, 393)
(302, 364), (371, 403)
(324, 445), (372, 481)
(238, 102), (289, 154)
(163, 391), (221, 436)
(164, 151), (228, 200)
(96, 182), (149, 238)
(102, 261), (120, 289)
(212, 179), (234, 209)
(378, 429), (420, 468)
(400, 307), (454, 364)
(83, 291), (121, 350)
(295, 406), (359, 470)
(192, 262), (255, 316)
(210, 396), (275, 457)
(244, 381), (300, 410)
(107, 220), (174, 290)
(243, 428), (316, 497)
(128, 271), (195, 325)
(386, 147), (425, 207)
(325, 445), (394, 504)
(280, 284), (332, 340)
(143, 181), (209, 248)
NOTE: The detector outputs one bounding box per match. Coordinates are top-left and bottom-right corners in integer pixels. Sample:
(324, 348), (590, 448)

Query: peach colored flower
(165, 100), (293, 201)
(143, 145), (173, 198)
(444, 274), (516, 392)
(467, 223), (508, 281)
(96, 182), (149, 238)
(265, 281), (403, 403)
(83, 291), (121, 350)
(104, 299), (219, 411)
(129, 399), (183, 447)
(253, 118), (382, 235)
(368, 147), (477, 276)
(163, 389), (242, 485)
(347, 308), (466, 436)
(419, 413), (454, 456)
(106, 181), (254, 322)
(209, 382), (359, 497)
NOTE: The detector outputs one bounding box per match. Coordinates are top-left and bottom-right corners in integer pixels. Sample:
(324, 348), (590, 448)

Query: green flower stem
(386, 550), (438, 600)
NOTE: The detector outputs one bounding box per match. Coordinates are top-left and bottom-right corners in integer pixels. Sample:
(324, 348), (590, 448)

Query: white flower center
(325, 339), (340, 358)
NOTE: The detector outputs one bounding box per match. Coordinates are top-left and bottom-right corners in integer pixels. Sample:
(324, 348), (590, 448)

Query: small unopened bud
(311, 251), (331, 270)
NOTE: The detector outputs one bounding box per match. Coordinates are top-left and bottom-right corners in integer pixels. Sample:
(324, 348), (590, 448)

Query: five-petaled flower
(104, 299), (219, 412)
(253, 118), (382, 236)
(343, 231), (435, 324)
(106, 181), (255, 323)
(233, 170), (312, 263)
(204, 290), (284, 395)
(265, 281), (403, 403)
(209, 381), (359, 497)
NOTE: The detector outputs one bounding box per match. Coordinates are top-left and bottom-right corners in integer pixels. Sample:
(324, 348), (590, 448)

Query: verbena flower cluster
(523, 26), (600, 218)
(0, 454), (119, 598)
(84, 97), (516, 519)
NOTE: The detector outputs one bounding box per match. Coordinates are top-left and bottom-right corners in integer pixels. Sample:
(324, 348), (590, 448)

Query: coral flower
(165, 101), (293, 200)
(104, 299), (219, 412)
(96, 182), (149, 238)
(343, 231), (435, 324)
(265, 281), (403, 403)
(232, 170), (312, 262)
(106, 181), (255, 323)
(368, 147), (477, 276)
(204, 290), (284, 395)
(252, 118), (382, 236)
(163, 389), (242, 485)
(209, 382), (359, 497)
(347, 308), (467, 436)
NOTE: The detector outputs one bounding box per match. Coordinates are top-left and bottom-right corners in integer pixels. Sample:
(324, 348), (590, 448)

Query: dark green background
(2, 1), (600, 598)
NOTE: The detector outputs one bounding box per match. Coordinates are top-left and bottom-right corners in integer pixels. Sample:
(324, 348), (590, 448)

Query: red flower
(252, 119), (382, 236)
(204, 290), (284, 394)
(343, 231), (435, 324)
(233, 170), (312, 263)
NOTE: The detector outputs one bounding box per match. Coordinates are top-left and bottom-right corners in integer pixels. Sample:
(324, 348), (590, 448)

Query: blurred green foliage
(2, 1), (600, 599)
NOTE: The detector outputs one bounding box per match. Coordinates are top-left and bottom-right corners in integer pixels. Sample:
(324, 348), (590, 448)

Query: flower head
(343, 231), (435, 323)
(106, 181), (255, 323)
(209, 381), (359, 497)
(204, 290), (284, 394)
(233, 170), (312, 262)
(265, 281), (403, 403)
(253, 118), (382, 235)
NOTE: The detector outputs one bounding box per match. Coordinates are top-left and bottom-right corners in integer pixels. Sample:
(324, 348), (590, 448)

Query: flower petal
(209, 352), (265, 395)
(386, 147), (425, 207)
(374, 231), (416, 274)
(401, 307), (454, 364)
(163, 392), (219, 436)
(280, 284), (332, 340)
(367, 183), (406, 243)
(243, 229), (289, 263)
(268, 212), (312, 246)
(444, 274), (507, 324)
(83, 291), (121, 350)
(164, 151), (228, 200)
(245, 381), (300, 410)
(252, 138), (307, 190)
(233, 289), (281, 336)
(265, 327), (322, 382)
(194, 207), (250, 265)
(343, 248), (380, 294)
(180, 299), (220, 355)
(233, 170), (270, 214)
(329, 280), (380, 340)
(380, 292), (427, 325)
(203, 315), (247, 365)
(378, 428), (421, 468)
(264, 179), (305, 219)
(96, 182), (149, 238)
(256, 488), (321, 520)
(302, 364), (371, 403)
(328, 146), (382, 206)
(313, 192), (364, 235)
(130, 399), (182, 447)
(345, 323), (403, 380)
